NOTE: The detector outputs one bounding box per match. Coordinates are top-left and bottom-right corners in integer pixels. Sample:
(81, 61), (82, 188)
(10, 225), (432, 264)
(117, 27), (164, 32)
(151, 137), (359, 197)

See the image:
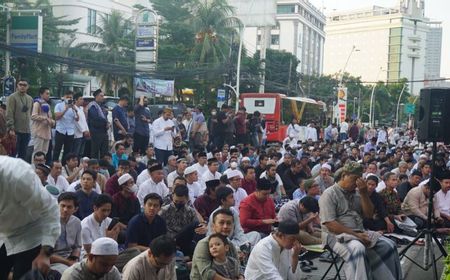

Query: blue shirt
(112, 153), (128, 169)
(75, 190), (99, 220)
(55, 102), (76, 135)
(112, 105), (128, 140)
(134, 104), (150, 136)
(126, 213), (167, 247)
(292, 189), (306, 200)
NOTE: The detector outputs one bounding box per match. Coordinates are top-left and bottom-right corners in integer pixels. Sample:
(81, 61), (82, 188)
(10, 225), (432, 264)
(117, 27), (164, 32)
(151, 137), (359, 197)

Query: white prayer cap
(321, 163), (332, 171)
(91, 237), (118, 256)
(118, 173), (133, 186)
(82, 157), (90, 162)
(184, 166), (197, 176)
(241, 157), (250, 162)
(227, 169), (243, 179)
(419, 178), (430, 187)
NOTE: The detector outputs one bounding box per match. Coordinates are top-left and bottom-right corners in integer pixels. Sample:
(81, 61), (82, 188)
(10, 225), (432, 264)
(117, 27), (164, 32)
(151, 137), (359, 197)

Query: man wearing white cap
(137, 164), (169, 207)
(62, 237), (121, 279)
(122, 235), (177, 280)
(167, 158), (188, 191)
(184, 166), (203, 203)
(226, 169), (247, 212)
(314, 163), (334, 193)
(111, 173), (140, 225)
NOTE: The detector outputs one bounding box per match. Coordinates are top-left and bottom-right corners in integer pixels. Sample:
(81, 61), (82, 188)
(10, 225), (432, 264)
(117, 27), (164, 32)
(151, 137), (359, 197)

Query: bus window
(243, 97), (276, 115)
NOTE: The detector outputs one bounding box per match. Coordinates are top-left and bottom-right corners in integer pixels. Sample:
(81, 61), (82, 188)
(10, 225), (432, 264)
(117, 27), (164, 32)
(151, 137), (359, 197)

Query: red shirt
(241, 178), (257, 195)
(239, 193), (276, 234)
(105, 174), (120, 196)
(234, 112), (247, 134)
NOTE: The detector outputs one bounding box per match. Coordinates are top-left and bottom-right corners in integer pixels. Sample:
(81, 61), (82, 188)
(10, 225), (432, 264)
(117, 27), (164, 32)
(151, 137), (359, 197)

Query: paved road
(299, 244), (446, 280)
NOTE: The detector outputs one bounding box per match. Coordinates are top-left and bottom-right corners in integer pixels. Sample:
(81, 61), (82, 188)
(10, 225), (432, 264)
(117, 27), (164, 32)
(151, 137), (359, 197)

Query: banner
(337, 87), (347, 123)
(134, 78), (174, 97)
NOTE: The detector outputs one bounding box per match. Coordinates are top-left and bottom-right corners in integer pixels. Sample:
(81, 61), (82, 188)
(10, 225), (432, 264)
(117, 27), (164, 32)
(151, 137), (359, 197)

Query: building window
(257, 34), (261, 45)
(277, 4), (296, 14)
(271, 35), (280, 45)
(88, 9), (97, 34)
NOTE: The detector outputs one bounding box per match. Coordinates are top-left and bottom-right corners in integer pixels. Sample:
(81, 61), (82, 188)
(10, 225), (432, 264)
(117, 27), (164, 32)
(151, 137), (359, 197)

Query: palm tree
(73, 10), (134, 95)
(190, 0), (239, 64)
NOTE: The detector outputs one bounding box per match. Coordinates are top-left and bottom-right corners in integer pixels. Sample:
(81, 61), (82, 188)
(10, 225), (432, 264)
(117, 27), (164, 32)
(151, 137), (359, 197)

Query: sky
(309, 0), (450, 78)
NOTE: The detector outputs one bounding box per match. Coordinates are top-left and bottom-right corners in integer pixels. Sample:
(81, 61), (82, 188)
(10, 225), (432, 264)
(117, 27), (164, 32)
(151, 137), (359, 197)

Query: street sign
(404, 103), (415, 114)
(217, 89), (226, 108)
(3, 76), (16, 97)
(11, 16), (43, 53)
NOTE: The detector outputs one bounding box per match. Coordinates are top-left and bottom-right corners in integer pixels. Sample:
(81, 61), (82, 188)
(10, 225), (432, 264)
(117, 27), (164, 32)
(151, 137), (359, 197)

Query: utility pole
(3, 4), (11, 76)
(286, 58), (292, 95)
(259, 26), (270, 93)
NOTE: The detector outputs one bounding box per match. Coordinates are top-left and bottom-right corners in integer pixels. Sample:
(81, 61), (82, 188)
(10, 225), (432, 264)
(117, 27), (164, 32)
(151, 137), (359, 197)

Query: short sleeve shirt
(55, 102), (76, 135)
(126, 213), (167, 247)
(319, 184), (364, 245)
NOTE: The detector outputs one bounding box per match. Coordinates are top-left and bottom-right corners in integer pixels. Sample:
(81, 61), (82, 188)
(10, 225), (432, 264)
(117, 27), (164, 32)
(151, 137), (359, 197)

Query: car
(147, 103), (187, 120)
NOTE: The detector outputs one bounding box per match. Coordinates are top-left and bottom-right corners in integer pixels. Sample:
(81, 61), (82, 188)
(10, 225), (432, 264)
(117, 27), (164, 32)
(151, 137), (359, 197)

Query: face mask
(175, 203), (185, 210)
(211, 111), (217, 116)
(230, 162), (238, 169)
(128, 184), (138, 193)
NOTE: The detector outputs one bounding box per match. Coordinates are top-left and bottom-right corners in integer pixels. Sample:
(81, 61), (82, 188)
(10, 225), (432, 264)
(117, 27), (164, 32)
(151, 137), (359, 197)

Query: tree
(72, 10), (134, 95)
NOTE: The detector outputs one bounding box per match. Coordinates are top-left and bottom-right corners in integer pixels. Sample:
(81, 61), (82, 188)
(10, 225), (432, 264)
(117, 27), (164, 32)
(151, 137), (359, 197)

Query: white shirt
(152, 117), (176, 150)
(80, 213), (111, 258)
(202, 170), (221, 182)
(245, 234), (301, 280)
(0, 156), (60, 255)
(435, 190), (450, 216)
(227, 185), (247, 212)
(136, 169), (151, 187)
(167, 170), (184, 190)
(74, 105), (89, 139)
(340, 121), (349, 133)
(223, 168), (243, 178)
(47, 174), (70, 193)
(286, 124), (301, 139)
(137, 178), (169, 207)
(193, 162), (208, 178)
(306, 126), (317, 141)
(187, 181), (203, 203)
(67, 180), (102, 194)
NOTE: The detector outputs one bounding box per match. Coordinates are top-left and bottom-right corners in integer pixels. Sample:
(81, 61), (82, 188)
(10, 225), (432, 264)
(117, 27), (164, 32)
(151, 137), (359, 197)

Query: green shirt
(6, 91), (33, 133)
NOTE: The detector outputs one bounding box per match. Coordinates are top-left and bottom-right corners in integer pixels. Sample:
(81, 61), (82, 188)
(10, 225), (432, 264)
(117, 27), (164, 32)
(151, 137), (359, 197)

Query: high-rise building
(241, 0), (326, 76)
(323, 0), (442, 95)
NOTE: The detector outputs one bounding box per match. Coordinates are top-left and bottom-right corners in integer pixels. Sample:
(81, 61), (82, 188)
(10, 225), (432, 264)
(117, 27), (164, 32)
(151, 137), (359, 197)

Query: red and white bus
(240, 93), (326, 143)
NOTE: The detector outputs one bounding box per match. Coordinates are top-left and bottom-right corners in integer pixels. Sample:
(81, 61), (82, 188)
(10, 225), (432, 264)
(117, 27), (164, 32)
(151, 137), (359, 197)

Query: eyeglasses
(18, 83), (28, 87)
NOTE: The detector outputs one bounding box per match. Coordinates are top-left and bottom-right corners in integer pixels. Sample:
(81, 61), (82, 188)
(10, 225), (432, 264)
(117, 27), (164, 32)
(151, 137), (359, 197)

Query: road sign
(404, 103), (415, 114)
(217, 89), (226, 108)
(3, 76), (16, 97)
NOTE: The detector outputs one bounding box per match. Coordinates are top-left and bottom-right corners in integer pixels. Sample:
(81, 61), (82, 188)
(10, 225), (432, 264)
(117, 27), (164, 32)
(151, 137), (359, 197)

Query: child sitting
(208, 233), (242, 280)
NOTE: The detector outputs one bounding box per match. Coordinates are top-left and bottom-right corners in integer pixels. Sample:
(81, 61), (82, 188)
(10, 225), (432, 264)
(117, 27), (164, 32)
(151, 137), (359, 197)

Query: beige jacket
(401, 185), (440, 220)
(31, 100), (54, 140)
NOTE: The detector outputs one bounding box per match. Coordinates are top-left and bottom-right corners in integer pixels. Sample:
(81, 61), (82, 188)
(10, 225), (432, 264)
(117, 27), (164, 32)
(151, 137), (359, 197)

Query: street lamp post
(338, 45), (360, 87)
(395, 84), (407, 128)
(353, 97), (357, 118)
(369, 67), (384, 128)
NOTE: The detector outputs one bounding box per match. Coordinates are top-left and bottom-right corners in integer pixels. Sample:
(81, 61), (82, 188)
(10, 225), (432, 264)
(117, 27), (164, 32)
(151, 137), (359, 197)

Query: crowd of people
(1, 79), (450, 280)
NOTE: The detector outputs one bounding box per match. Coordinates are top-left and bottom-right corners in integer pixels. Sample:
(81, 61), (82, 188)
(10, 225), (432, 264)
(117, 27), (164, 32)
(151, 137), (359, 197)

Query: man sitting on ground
(278, 196), (321, 245)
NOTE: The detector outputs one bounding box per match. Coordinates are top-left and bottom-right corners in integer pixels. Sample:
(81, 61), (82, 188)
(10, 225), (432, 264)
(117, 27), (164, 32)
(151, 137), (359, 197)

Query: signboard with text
(11, 16), (43, 53)
(135, 9), (158, 73)
(135, 78), (174, 97)
(337, 87), (347, 123)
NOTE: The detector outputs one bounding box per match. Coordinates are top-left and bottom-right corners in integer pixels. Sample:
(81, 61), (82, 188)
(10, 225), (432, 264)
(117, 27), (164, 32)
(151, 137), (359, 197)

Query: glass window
(389, 36), (401, 45)
(277, 4), (296, 14)
(389, 45), (401, 53)
(271, 35), (280, 45)
(390, 27), (402, 37)
(88, 9), (97, 34)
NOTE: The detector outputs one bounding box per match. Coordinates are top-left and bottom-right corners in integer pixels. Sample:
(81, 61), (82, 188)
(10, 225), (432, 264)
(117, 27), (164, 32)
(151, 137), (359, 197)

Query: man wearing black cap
(244, 221), (302, 279)
(397, 170), (422, 202)
(88, 89), (109, 159)
(194, 179), (221, 221)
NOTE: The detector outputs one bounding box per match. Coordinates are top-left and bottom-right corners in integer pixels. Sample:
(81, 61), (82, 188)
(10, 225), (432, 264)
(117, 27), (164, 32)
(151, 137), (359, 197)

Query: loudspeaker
(417, 88), (450, 143)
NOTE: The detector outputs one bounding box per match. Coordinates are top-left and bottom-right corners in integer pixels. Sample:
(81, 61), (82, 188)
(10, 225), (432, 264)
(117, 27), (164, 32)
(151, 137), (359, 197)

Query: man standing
(112, 95), (129, 141)
(133, 96), (151, 155)
(54, 91), (79, 162)
(152, 108), (176, 165)
(31, 87), (54, 157)
(88, 89), (109, 159)
(234, 106), (248, 145)
(0, 156), (60, 279)
(319, 162), (402, 280)
(122, 235), (177, 280)
(340, 118), (349, 141)
(72, 93), (89, 157)
(6, 79), (33, 160)
(190, 106), (207, 150)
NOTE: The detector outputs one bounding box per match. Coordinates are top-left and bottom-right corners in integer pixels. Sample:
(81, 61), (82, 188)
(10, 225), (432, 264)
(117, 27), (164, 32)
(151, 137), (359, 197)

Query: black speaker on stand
(399, 88), (449, 280)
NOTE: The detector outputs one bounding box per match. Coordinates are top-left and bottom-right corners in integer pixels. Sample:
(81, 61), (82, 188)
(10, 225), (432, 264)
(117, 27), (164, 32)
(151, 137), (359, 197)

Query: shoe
(319, 251), (337, 263)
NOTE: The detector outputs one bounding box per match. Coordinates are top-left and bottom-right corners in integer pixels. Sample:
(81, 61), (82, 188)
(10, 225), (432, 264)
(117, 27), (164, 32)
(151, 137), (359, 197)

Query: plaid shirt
(159, 203), (198, 238)
(379, 188), (402, 215)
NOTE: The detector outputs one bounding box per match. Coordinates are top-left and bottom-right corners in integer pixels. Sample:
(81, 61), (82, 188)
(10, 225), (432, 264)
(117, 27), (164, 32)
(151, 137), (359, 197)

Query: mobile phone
(108, 218), (120, 231)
